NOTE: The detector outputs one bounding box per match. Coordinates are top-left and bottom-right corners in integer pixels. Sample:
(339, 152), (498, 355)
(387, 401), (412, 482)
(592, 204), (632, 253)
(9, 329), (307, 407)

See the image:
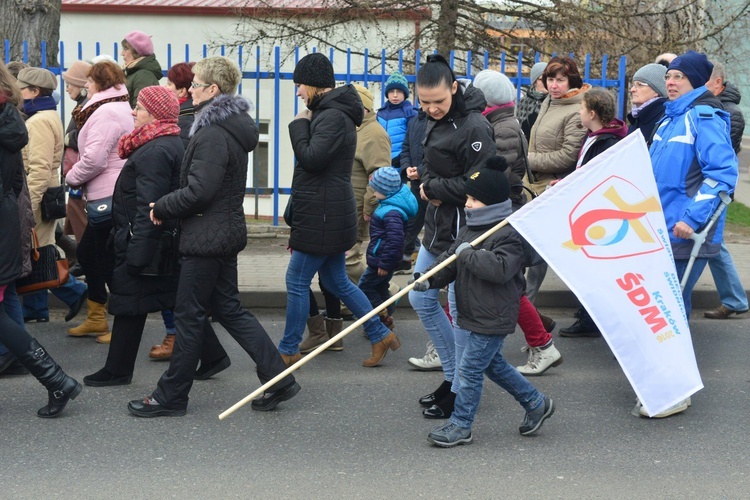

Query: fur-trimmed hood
(191, 94), (257, 152)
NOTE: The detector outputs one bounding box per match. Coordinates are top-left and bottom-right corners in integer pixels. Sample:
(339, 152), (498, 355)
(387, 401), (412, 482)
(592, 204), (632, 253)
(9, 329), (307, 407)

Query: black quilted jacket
(153, 94), (259, 257)
(287, 84), (363, 255)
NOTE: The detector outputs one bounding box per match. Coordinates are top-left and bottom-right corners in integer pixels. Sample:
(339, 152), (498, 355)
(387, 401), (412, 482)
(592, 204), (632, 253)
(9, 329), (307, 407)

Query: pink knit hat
(138, 86), (179, 120)
(123, 31), (154, 57)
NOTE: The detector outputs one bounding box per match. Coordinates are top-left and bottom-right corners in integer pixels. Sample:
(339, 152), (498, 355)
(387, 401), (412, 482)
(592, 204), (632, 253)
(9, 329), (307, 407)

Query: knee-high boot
(18, 338), (82, 418)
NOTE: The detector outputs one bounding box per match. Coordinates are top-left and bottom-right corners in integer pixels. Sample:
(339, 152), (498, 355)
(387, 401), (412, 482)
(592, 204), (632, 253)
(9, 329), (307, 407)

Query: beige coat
(526, 84), (590, 195)
(23, 109), (64, 247)
(351, 110), (392, 241)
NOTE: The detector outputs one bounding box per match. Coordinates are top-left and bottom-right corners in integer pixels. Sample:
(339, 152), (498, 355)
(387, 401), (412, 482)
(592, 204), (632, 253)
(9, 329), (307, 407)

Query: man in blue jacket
(650, 50), (738, 320)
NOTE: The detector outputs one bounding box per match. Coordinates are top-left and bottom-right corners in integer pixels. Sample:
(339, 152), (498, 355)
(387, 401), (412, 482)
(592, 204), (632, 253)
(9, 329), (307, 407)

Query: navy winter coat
(399, 109), (427, 184)
(366, 184), (418, 270)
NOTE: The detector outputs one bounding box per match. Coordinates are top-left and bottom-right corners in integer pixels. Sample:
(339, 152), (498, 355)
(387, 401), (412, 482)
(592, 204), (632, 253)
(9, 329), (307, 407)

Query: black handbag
(86, 196), (113, 227)
(139, 228), (179, 277)
(41, 185), (67, 220)
(16, 229), (70, 295)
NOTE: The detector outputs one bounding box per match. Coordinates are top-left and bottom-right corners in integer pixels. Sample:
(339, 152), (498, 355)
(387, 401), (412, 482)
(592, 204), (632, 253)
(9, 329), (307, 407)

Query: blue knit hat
(370, 167), (402, 196)
(385, 72), (409, 98)
(668, 51), (713, 90)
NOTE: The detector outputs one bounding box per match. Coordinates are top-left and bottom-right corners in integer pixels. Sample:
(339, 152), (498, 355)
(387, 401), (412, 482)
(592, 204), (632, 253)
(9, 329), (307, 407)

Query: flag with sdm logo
(508, 132), (702, 417)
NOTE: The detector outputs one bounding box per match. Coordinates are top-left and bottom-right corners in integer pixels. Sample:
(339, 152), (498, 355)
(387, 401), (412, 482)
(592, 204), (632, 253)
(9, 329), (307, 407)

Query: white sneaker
(639, 398), (691, 418)
(408, 341), (443, 371)
(516, 343), (563, 376)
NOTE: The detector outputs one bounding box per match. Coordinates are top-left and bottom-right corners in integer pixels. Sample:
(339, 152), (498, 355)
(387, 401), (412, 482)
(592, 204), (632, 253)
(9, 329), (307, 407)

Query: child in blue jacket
(377, 72), (418, 166)
(358, 166), (418, 330)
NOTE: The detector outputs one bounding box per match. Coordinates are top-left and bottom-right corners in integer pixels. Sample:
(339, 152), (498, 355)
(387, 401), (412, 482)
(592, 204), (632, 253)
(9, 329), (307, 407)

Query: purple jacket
(66, 85), (134, 201)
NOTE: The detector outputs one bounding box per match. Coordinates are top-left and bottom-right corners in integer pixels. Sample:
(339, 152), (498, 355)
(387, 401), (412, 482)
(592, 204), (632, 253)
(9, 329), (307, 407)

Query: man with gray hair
(702, 61), (748, 320)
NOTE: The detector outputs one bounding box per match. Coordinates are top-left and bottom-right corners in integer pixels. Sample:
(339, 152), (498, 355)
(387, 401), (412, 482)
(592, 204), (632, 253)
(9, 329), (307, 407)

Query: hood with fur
(191, 94), (257, 153)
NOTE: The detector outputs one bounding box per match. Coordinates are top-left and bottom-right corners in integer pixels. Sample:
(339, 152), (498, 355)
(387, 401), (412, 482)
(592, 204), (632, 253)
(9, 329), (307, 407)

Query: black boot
(419, 379), (452, 407)
(559, 308), (601, 338)
(423, 391), (456, 419)
(18, 339), (82, 418)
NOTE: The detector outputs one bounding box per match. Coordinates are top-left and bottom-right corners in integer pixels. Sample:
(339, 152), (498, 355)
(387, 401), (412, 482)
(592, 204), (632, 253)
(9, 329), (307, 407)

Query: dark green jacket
(125, 55), (163, 107)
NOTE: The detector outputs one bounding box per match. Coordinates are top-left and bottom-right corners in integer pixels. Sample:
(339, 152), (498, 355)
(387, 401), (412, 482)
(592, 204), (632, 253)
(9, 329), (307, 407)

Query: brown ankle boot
(281, 353), (302, 367)
(149, 334), (175, 359)
(363, 332), (401, 367)
(378, 310), (395, 330)
(67, 300), (110, 337)
(299, 314), (328, 354)
(325, 317), (344, 351)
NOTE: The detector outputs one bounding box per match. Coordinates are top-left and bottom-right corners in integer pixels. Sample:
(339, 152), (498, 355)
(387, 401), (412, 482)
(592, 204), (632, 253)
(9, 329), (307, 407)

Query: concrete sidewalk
(238, 142), (750, 310)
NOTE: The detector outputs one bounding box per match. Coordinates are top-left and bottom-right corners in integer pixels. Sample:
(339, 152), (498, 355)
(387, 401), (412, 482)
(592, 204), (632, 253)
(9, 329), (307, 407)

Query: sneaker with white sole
(516, 343), (563, 376)
(427, 422), (473, 448)
(638, 397), (691, 418)
(408, 341), (443, 371)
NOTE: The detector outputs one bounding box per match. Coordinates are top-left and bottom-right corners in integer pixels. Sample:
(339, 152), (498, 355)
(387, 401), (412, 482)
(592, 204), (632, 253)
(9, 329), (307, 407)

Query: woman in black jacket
(83, 85), (189, 387)
(128, 58), (297, 417)
(277, 53), (400, 368)
(408, 54), (495, 420)
(0, 61), (81, 418)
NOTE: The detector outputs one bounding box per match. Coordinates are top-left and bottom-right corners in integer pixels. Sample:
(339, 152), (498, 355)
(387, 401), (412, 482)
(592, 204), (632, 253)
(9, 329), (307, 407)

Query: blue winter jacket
(377, 100), (418, 160)
(649, 86), (738, 259)
(366, 184), (419, 270)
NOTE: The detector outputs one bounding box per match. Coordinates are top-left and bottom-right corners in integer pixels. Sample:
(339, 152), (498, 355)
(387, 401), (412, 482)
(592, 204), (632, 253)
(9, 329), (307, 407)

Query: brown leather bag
(16, 228), (70, 295)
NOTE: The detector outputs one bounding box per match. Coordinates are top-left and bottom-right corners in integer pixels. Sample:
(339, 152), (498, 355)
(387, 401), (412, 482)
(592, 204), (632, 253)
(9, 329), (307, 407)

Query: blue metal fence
(5, 40), (628, 225)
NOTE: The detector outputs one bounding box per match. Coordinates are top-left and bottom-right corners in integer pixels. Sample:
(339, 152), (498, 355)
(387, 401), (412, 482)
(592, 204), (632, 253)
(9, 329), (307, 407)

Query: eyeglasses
(134, 105), (149, 113)
(631, 81), (651, 89)
(190, 81), (212, 89)
(664, 72), (686, 82)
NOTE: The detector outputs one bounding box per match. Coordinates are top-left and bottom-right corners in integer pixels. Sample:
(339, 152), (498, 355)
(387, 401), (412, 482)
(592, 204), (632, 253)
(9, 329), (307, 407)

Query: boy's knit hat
(668, 51), (713, 90)
(62, 61), (91, 88)
(353, 84), (374, 112)
(124, 31), (154, 57)
(530, 62), (548, 85)
(385, 72), (409, 98)
(472, 69), (515, 106)
(138, 85), (179, 120)
(465, 156), (510, 206)
(293, 53), (335, 89)
(369, 167), (403, 196)
(632, 63), (667, 98)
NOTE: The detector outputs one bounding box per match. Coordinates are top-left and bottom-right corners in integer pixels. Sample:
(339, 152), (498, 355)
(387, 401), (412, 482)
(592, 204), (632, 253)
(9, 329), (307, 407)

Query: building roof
(61, 0), (427, 18)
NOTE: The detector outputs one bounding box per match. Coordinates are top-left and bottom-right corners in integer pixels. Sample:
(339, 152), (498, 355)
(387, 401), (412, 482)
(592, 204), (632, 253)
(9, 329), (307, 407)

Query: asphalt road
(2, 308), (749, 498)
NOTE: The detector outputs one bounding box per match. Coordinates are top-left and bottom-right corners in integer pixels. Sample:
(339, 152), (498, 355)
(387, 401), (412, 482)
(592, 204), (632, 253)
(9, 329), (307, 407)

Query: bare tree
(0, 0), (61, 67)
(225, 0), (750, 77)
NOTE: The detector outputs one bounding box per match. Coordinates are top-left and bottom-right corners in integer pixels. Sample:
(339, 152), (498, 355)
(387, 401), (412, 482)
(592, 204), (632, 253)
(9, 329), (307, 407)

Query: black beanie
(293, 53), (335, 88)
(465, 156), (511, 206)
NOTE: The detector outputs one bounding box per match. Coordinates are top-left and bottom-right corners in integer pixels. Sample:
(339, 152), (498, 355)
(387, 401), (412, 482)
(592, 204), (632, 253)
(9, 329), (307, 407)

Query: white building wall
(59, 12), (417, 220)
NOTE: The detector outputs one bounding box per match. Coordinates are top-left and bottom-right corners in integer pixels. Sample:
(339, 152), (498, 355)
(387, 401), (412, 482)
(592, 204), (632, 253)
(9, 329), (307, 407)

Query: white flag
(509, 132), (703, 416)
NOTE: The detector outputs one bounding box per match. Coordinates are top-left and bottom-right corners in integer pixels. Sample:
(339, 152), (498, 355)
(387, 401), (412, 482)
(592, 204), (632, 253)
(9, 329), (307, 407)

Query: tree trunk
(0, 0), (61, 67)
(435, 0), (459, 57)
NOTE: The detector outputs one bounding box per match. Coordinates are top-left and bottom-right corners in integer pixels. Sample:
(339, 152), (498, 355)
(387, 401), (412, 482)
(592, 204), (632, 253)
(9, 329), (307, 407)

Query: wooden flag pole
(218, 217), (511, 420)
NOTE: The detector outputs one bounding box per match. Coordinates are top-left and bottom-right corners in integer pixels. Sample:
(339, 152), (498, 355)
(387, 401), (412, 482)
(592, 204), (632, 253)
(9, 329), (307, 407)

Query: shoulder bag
(16, 228), (70, 295)
(41, 185), (67, 220)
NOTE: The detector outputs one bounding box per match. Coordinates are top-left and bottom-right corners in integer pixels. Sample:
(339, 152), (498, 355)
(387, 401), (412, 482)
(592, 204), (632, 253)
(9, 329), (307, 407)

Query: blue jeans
(707, 242), (748, 312)
(21, 274), (87, 319)
(674, 258), (708, 318)
(450, 332), (544, 430)
(357, 266), (394, 315)
(0, 283), (24, 355)
(408, 246), (457, 383)
(279, 251), (391, 355)
(161, 309), (176, 334)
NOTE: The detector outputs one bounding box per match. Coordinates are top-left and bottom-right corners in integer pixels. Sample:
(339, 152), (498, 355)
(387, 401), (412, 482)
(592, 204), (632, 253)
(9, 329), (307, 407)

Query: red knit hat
(167, 62), (195, 92)
(138, 85), (179, 120)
